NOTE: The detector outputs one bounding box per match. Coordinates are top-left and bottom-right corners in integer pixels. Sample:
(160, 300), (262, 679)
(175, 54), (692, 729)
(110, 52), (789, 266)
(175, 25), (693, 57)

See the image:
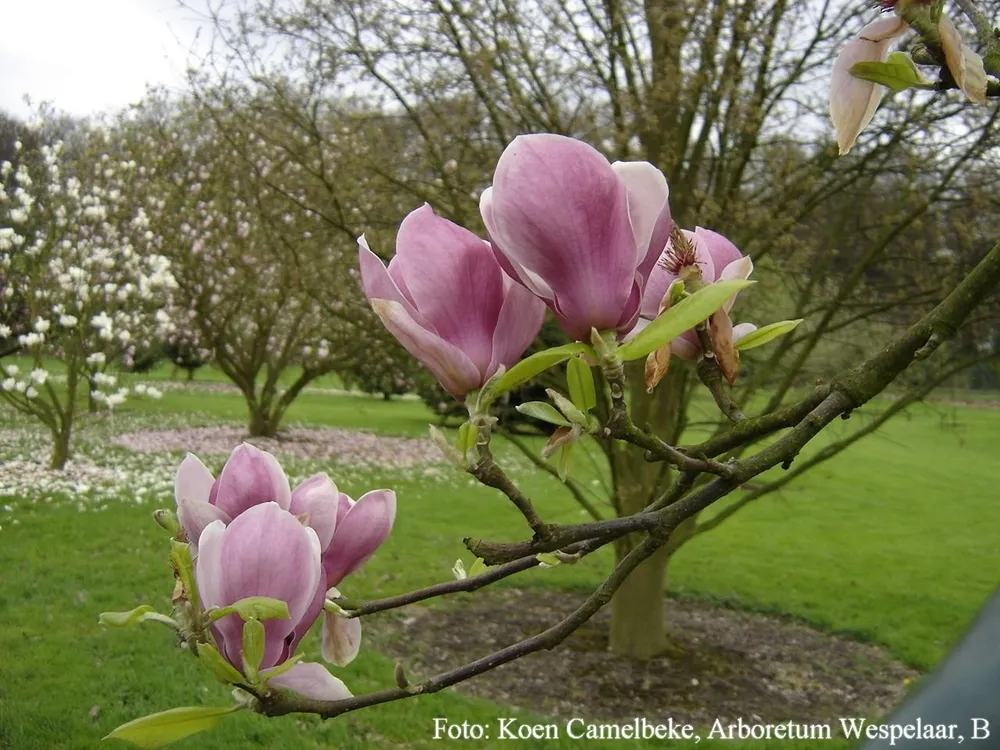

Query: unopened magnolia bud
(394, 661), (410, 688)
(152, 508), (179, 534)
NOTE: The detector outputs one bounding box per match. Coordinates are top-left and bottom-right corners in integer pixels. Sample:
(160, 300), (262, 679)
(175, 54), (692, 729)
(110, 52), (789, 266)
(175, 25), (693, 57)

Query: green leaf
(468, 557), (488, 577)
(170, 541), (198, 611)
(195, 642), (245, 685)
(735, 319), (804, 351)
(241, 619), (265, 683)
(555, 442), (574, 481)
(618, 280), (753, 361)
(850, 54), (931, 93)
(536, 552), (562, 568)
(456, 421), (477, 454)
(452, 558), (467, 580)
(98, 605), (155, 628)
(105, 705), (241, 747)
(495, 343), (592, 393)
(515, 401), (572, 427)
(566, 356), (596, 411)
(208, 596), (290, 623)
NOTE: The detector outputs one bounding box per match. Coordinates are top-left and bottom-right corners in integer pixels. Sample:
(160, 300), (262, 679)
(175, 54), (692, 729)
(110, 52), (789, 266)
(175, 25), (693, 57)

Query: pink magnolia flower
(830, 16), (909, 155)
(359, 204), (545, 399)
(638, 227), (753, 382)
(196, 503), (350, 701)
(481, 134), (672, 340)
(174, 443), (290, 544)
(289, 473), (396, 666)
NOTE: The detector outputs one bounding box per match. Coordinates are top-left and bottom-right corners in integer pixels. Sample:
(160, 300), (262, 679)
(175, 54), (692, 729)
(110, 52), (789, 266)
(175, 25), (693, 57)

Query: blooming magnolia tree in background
(99, 0), (1000, 745)
(0, 119), (174, 468)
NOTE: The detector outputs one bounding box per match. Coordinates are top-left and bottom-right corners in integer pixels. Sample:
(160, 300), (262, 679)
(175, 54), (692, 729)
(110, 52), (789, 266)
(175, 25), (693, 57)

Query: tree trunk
(50, 426), (72, 470)
(186, 367), (195, 382)
(247, 406), (279, 437)
(607, 362), (690, 659)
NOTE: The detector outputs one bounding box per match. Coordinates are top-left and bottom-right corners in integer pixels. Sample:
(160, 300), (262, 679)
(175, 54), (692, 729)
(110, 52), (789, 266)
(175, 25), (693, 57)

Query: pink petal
(321, 610), (362, 667)
(177, 495), (231, 546)
(484, 134), (638, 339)
(718, 256), (754, 313)
(829, 17), (907, 155)
(195, 521), (226, 611)
(264, 662), (353, 701)
(290, 473), (340, 551)
(671, 329), (701, 361)
(212, 443), (291, 519)
(335, 493), (354, 528)
(282, 577), (326, 663)
(323, 490), (396, 587)
(358, 238), (431, 329)
(686, 229), (717, 283)
(217, 503), (322, 669)
(483, 188), (556, 303)
(487, 277), (546, 376)
(733, 322), (758, 343)
(640, 264), (679, 321)
(370, 299), (483, 399)
(610, 161), (672, 281)
(695, 228), (744, 278)
(390, 205), (505, 373)
(175, 453), (215, 506)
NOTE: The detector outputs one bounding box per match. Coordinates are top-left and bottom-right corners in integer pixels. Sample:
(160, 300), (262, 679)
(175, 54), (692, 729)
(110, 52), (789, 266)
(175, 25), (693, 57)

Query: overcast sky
(1, 0), (205, 119)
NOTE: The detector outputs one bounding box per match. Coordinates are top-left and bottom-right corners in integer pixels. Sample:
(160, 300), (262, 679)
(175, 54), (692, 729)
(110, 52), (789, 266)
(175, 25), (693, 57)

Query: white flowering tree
(0, 118), (175, 468)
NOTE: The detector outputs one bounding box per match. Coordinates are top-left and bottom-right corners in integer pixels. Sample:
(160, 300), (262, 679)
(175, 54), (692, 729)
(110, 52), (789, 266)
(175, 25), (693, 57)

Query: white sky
(0, 0), (206, 119)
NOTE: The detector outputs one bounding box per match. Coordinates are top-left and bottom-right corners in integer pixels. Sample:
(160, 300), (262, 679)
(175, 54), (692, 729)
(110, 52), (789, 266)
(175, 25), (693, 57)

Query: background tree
(0, 116), (175, 468)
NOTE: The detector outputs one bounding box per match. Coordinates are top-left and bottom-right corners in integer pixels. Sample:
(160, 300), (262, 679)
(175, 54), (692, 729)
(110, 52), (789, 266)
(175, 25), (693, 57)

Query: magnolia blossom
(830, 16), (909, 155)
(638, 227), (754, 384)
(359, 204), (545, 399)
(176, 448), (396, 668)
(196, 503), (351, 701)
(481, 134), (671, 340)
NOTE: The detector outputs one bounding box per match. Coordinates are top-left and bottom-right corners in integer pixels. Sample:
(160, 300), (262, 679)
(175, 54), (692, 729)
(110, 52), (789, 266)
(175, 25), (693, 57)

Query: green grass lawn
(1, 388), (998, 749)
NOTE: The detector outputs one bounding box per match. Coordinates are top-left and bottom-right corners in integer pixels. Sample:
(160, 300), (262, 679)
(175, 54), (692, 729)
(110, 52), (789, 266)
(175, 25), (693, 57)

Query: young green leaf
(515, 401), (572, 426)
(170, 541), (198, 611)
(98, 605), (155, 628)
(208, 596), (290, 623)
(566, 356), (596, 411)
(850, 53), (932, 93)
(536, 552), (562, 568)
(494, 343), (592, 393)
(555, 441), (574, 480)
(241, 618), (265, 684)
(468, 557), (488, 577)
(618, 280), (753, 361)
(104, 705), (242, 748)
(456, 421), (478, 454)
(546, 389), (588, 426)
(735, 319), (803, 351)
(99, 606), (177, 630)
(452, 558), (468, 580)
(195, 642), (245, 685)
